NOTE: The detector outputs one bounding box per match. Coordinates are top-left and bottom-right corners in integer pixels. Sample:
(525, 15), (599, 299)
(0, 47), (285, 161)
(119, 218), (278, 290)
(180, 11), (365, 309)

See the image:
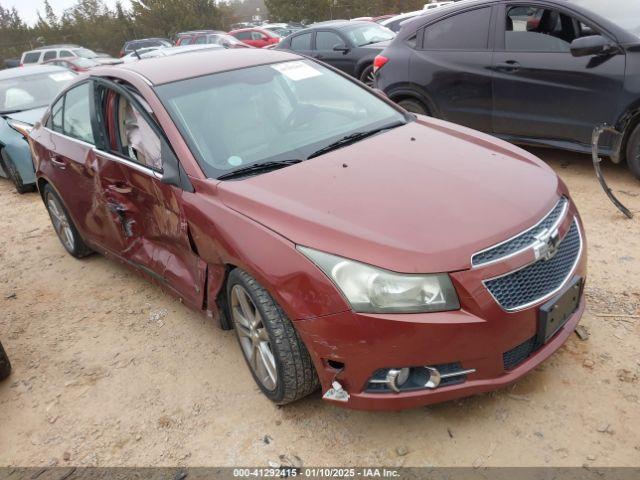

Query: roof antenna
(133, 48), (141, 60)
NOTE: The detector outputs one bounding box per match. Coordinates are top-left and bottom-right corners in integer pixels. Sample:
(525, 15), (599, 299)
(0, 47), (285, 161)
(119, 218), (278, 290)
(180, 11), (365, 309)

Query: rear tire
(0, 153), (35, 194)
(43, 184), (92, 258)
(226, 268), (319, 405)
(397, 98), (429, 116)
(0, 342), (11, 381)
(625, 123), (640, 180)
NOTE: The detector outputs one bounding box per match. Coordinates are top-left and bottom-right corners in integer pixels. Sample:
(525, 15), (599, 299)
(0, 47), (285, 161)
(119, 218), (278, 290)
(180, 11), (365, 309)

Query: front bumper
(294, 205), (587, 411)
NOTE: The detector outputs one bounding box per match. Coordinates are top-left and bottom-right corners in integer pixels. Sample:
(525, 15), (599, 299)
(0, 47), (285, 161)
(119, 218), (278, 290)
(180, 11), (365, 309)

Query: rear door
(313, 30), (356, 75)
(492, 3), (626, 145)
(410, 6), (495, 131)
(90, 81), (206, 308)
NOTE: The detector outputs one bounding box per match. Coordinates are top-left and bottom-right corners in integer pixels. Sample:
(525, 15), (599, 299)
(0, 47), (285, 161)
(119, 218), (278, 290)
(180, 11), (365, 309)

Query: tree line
(0, 0), (426, 65)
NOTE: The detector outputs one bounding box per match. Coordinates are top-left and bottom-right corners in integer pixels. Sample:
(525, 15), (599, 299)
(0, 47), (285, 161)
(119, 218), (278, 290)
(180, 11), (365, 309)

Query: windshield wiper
(307, 122), (406, 160)
(217, 159), (303, 180)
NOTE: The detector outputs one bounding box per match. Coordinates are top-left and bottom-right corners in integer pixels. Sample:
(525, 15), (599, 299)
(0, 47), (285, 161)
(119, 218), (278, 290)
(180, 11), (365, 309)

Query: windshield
(0, 71), (75, 114)
(156, 60), (407, 179)
(570, 0), (640, 38)
(73, 48), (97, 58)
(345, 24), (395, 46)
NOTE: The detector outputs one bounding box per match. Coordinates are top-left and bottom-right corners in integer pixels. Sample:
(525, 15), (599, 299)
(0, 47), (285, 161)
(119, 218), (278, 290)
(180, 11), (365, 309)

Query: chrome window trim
(482, 217), (583, 313)
(44, 127), (163, 179)
(471, 197), (569, 268)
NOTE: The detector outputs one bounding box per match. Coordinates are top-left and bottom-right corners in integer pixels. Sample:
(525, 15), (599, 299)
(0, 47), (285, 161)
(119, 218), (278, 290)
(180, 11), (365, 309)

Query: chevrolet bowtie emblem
(533, 228), (561, 261)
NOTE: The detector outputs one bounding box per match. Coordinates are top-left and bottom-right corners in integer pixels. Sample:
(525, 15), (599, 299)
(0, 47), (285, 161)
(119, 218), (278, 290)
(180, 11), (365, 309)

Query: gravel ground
(0, 148), (639, 467)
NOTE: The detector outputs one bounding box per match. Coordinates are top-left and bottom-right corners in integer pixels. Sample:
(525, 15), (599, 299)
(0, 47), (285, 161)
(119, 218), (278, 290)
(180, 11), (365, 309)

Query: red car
(29, 49), (586, 411)
(43, 57), (101, 72)
(228, 28), (281, 48)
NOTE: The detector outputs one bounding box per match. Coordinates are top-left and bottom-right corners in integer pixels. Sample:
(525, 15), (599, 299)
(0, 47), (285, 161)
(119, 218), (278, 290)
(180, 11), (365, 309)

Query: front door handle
(109, 183), (132, 194)
(495, 60), (521, 73)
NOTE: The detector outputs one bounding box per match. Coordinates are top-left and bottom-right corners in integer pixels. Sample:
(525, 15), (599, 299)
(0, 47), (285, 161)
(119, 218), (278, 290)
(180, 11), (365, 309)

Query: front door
(91, 83), (206, 308)
(492, 3), (626, 145)
(313, 30), (355, 75)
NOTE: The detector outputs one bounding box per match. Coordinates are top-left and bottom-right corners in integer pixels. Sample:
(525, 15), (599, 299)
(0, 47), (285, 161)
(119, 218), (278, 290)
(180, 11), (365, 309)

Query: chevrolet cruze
(29, 49), (587, 410)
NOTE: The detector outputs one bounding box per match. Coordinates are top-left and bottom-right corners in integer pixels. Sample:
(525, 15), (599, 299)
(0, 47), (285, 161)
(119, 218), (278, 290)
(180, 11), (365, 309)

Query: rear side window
(290, 32), (312, 51)
(234, 31), (252, 40)
(43, 51), (57, 61)
(63, 83), (94, 143)
(194, 36), (207, 44)
(23, 52), (41, 64)
(421, 7), (492, 50)
(316, 31), (343, 50)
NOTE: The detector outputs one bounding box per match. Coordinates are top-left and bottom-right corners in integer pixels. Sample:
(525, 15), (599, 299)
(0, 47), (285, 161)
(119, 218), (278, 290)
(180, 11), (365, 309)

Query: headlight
(7, 119), (33, 138)
(297, 246), (460, 314)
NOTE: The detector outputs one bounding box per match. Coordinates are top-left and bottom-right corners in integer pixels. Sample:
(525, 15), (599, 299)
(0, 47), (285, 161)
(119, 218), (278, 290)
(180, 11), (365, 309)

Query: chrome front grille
(484, 219), (582, 311)
(472, 197), (569, 267)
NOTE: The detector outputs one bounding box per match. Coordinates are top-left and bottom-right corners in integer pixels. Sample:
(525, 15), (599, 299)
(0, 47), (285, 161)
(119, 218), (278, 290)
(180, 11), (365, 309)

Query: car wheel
(43, 184), (92, 258)
(398, 98), (429, 116)
(0, 342), (11, 381)
(625, 123), (640, 180)
(360, 65), (375, 88)
(227, 268), (319, 404)
(0, 153), (35, 194)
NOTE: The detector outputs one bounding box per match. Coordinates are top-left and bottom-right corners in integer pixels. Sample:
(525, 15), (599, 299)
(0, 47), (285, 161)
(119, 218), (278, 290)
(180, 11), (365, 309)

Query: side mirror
(333, 44), (350, 53)
(570, 35), (617, 57)
(161, 139), (194, 192)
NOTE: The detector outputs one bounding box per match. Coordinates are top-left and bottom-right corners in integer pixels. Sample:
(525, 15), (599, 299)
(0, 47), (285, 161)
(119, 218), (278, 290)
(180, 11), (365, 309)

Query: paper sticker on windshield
(49, 72), (75, 82)
(272, 61), (321, 81)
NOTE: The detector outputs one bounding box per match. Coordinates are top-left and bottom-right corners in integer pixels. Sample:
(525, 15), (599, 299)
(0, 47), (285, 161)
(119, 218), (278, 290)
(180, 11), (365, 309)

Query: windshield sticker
(228, 156), (243, 167)
(272, 61), (322, 81)
(49, 72), (75, 82)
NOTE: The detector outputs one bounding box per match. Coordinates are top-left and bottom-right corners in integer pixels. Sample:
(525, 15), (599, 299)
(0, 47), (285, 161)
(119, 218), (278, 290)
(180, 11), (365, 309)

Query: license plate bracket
(537, 276), (583, 345)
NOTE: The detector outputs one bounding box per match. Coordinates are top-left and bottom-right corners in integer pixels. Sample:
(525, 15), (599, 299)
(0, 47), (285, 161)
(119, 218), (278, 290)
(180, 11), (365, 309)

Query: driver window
(115, 95), (162, 170)
(505, 6), (586, 53)
(316, 31), (343, 51)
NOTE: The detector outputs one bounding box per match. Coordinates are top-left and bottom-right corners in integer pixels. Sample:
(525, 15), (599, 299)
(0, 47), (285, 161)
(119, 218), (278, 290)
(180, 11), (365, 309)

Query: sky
(3, 0), (131, 25)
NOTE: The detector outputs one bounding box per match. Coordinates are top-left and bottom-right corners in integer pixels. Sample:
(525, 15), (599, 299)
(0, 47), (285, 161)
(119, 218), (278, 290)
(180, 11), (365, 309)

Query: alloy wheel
(231, 284), (278, 391)
(46, 193), (75, 252)
(364, 68), (375, 87)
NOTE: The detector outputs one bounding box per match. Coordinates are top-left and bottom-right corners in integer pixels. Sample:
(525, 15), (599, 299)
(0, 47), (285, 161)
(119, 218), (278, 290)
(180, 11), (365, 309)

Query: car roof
(33, 44), (80, 50)
(0, 64), (69, 80)
(108, 48), (301, 85)
(308, 20), (373, 30)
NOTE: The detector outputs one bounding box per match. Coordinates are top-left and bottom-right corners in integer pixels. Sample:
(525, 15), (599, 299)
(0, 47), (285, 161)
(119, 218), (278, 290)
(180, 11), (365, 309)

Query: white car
(20, 44), (118, 66)
(423, 1), (455, 10)
(379, 11), (425, 33)
(122, 44), (223, 62)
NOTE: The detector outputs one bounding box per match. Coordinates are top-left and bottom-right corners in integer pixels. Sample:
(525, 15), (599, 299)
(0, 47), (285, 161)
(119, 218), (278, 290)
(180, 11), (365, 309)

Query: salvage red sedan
(29, 49), (586, 410)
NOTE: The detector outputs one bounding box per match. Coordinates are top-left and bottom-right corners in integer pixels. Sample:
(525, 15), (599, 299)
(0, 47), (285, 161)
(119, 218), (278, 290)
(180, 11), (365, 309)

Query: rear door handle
(495, 60), (521, 72)
(49, 154), (66, 170)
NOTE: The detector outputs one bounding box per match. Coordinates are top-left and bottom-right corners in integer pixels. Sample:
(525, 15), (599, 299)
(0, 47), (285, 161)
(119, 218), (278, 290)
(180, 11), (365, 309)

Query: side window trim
(498, 2), (617, 51)
(92, 78), (166, 174)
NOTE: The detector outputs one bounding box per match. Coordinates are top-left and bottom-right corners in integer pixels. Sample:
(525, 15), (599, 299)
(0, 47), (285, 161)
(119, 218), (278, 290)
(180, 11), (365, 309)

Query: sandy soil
(0, 148), (639, 468)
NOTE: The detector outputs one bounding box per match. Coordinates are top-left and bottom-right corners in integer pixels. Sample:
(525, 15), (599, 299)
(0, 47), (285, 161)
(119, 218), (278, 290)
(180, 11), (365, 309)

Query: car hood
(218, 117), (561, 273)
(3, 106), (47, 125)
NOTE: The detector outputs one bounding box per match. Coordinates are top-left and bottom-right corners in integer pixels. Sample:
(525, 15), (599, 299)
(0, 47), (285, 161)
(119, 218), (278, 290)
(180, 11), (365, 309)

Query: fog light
(386, 367), (410, 392)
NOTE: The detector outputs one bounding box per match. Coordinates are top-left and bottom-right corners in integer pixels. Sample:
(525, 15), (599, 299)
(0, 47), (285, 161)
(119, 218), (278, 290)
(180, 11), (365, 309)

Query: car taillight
(373, 55), (389, 73)
(119, 50), (124, 57)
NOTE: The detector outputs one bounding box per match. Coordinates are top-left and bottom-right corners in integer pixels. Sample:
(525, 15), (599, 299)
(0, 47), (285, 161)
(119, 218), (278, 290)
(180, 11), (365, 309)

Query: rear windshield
(0, 71), (75, 113)
(156, 60), (406, 179)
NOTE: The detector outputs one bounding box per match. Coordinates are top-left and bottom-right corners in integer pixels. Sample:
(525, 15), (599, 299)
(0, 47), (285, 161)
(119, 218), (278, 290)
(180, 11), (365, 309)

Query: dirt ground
(0, 148), (639, 468)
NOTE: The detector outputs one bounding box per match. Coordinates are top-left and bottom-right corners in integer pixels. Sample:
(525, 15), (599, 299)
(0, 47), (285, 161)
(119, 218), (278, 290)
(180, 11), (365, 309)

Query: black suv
(375, 0), (640, 178)
(277, 21), (395, 86)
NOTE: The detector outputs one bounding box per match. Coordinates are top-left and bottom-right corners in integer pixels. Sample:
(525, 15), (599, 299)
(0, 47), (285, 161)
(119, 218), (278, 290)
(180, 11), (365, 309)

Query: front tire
(226, 269), (319, 405)
(43, 185), (92, 258)
(360, 65), (375, 88)
(397, 98), (429, 116)
(625, 123), (640, 180)
(0, 342), (11, 381)
(0, 153), (35, 194)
